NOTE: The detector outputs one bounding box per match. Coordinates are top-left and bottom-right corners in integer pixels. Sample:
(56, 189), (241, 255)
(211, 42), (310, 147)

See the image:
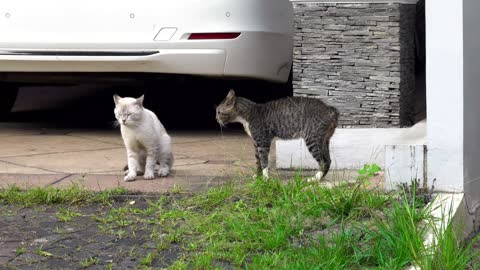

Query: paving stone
(0, 135), (121, 159)
(0, 174), (65, 187)
(0, 221), (23, 266)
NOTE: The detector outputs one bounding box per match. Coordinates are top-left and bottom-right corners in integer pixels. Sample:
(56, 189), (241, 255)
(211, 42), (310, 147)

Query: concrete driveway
(0, 122), (387, 193)
(0, 84), (385, 193)
(0, 123), (258, 193)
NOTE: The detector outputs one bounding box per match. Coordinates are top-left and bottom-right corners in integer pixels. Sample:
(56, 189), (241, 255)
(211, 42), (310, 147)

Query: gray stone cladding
(292, 2), (416, 127)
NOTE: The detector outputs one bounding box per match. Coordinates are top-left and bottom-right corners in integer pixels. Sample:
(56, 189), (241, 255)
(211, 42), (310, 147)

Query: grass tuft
(0, 185), (126, 206)
(362, 188), (430, 269)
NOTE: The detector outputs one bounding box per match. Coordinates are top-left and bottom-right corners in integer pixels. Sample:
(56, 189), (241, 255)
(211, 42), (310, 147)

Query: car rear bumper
(0, 32), (292, 83)
(0, 49), (227, 76)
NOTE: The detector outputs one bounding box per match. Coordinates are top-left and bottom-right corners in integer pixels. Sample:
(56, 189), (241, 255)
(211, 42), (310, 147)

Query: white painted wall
(384, 145), (425, 190)
(425, 0), (464, 192)
(276, 120), (426, 170)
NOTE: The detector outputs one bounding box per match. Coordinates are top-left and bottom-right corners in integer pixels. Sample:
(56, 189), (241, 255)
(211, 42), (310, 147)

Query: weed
(97, 187), (128, 205)
(418, 197), (479, 270)
(80, 256), (99, 268)
(357, 163), (381, 186)
(193, 253), (214, 269)
(36, 246), (53, 257)
(15, 247), (25, 255)
(115, 229), (127, 239)
(56, 207), (82, 222)
(184, 184), (234, 211)
(318, 183), (366, 219)
(401, 178), (435, 207)
(156, 241), (169, 251)
(166, 229), (182, 243)
(422, 224), (478, 270)
(170, 184), (184, 194)
(169, 259), (189, 270)
(139, 252), (155, 266)
(0, 185), (126, 206)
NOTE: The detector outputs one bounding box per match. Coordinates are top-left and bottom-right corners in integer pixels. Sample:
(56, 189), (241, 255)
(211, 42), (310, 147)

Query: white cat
(114, 94), (174, 181)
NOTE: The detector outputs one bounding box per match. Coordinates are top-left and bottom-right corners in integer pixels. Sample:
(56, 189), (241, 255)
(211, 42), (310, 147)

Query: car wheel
(0, 83), (19, 120)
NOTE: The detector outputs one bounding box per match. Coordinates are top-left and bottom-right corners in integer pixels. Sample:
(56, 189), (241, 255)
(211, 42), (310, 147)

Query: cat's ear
(225, 89), (236, 107)
(113, 94), (122, 105)
(227, 89), (236, 99)
(136, 95), (145, 107)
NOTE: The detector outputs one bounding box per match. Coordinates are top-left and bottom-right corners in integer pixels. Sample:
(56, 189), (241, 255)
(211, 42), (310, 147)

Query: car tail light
(188, 33), (241, 40)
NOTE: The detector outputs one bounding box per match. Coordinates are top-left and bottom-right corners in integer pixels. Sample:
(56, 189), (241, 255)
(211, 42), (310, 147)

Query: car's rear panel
(0, 0), (293, 82)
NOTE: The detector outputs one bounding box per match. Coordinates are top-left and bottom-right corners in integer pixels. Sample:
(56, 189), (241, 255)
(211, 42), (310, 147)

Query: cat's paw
(143, 170), (155, 180)
(306, 172), (324, 183)
(124, 173), (137, 182)
(158, 166), (170, 177)
(124, 169), (144, 175)
(252, 168), (270, 179)
(262, 168), (269, 179)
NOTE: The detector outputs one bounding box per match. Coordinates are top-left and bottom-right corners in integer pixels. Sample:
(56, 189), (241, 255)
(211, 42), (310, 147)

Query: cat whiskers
(219, 124), (224, 135)
(217, 120), (226, 128)
(112, 120), (121, 128)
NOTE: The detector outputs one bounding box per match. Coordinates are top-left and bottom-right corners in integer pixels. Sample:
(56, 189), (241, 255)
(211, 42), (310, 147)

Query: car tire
(0, 83), (19, 120)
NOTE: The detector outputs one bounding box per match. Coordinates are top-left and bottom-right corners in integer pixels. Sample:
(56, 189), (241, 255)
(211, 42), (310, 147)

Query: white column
(425, 0), (463, 192)
(463, 0), (480, 212)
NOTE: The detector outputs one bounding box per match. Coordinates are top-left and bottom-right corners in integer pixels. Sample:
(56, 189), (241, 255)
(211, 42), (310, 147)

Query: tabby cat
(216, 90), (338, 180)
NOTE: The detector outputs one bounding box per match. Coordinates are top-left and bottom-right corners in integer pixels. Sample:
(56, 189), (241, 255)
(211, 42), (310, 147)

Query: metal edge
(290, 0), (418, 4)
(0, 50), (159, 57)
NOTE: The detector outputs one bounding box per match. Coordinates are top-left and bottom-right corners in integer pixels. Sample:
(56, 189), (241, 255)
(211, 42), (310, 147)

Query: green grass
(56, 207), (83, 222)
(163, 176), (478, 269)
(421, 223), (478, 270)
(418, 200), (479, 270)
(139, 252), (156, 267)
(36, 246), (53, 257)
(0, 185), (127, 206)
(2, 171), (478, 269)
(152, 175), (401, 268)
(15, 247), (25, 255)
(361, 189), (432, 269)
(80, 256), (99, 268)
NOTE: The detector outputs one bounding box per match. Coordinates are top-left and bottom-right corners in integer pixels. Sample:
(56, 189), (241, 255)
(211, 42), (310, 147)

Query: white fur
(306, 171), (324, 183)
(234, 116), (252, 138)
(114, 96), (174, 181)
(262, 168), (269, 178)
(252, 167), (270, 179)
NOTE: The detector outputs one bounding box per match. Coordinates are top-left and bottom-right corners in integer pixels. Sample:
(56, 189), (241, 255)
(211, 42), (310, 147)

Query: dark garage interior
(2, 74), (293, 130)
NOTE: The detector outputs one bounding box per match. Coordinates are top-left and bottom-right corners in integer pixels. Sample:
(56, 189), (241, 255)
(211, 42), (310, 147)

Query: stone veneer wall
(292, 2), (416, 127)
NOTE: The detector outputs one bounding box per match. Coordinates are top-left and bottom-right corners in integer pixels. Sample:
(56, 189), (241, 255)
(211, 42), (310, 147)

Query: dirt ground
(1, 195), (183, 269)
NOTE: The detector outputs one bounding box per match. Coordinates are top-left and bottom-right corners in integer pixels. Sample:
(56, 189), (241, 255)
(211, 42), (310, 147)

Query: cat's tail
(160, 134), (174, 170)
(330, 106), (340, 125)
(166, 152), (174, 170)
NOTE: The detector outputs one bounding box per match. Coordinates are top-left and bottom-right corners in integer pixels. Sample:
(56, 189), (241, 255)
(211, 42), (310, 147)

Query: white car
(0, 0), (293, 117)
